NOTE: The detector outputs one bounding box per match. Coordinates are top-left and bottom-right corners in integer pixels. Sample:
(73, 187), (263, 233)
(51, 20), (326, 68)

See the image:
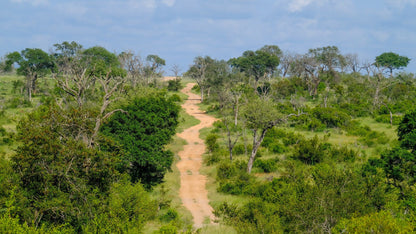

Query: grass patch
(143, 135), (194, 233)
(177, 109), (200, 133)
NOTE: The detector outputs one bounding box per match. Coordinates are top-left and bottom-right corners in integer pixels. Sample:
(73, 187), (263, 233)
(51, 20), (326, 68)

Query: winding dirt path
(176, 83), (216, 228)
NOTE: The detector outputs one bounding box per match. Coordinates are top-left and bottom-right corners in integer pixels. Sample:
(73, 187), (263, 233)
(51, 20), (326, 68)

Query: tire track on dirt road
(176, 83), (216, 228)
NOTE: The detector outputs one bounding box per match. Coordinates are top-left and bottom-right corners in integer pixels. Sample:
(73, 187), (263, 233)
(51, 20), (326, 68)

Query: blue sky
(1, 0), (415, 75)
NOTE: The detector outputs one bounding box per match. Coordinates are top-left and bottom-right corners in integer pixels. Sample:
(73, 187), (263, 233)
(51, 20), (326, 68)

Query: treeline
(0, 42), (187, 232)
(183, 45), (416, 232)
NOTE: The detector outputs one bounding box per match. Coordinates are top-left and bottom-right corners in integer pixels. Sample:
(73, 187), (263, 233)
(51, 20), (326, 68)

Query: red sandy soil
(176, 83), (216, 228)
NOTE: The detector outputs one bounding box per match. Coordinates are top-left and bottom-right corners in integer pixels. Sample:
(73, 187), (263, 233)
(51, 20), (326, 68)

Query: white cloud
(386, 0), (416, 8)
(287, 0), (331, 12)
(126, 0), (157, 9)
(10, 0), (49, 6)
(162, 0), (175, 7)
(288, 0), (313, 12)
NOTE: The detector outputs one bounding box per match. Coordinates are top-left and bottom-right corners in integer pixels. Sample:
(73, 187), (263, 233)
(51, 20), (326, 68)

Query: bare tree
(344, 53), (361, 73)
(118, 50), (145, 87)
(171, 64), (181, 79)
(185, 56), (212, 102)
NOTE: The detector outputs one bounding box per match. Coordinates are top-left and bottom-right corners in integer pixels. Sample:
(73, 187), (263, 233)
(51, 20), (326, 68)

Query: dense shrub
(253, 158), (278, 173)
(312, 107), (351, 128)
(333, 211), (414, 234)
(375, 114), (402, 125)
(205, 133), (220, 153)
(167, 78), (182, 91)
(6, 97), (32, 108)
(292, 135), (330, 165)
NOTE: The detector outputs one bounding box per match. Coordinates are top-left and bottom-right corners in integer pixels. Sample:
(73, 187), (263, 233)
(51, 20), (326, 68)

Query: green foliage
(82, 46), (126, 78)
(333, 211), (414, 234)
(5, 97), (32, 108)
(398, 109), (416, 151)
(205, 133), (220, 153)
(380, 147), (416, 186)
(229, 46), (280, 83)
(329, 145), (358, 162)
(159, 208), (179, 223)
(375, 52), (410, 75)
(106, 180), (156, 231)
(101, 90), (180, 187)
(6, 48), (55, 78)
(292, 135), (329, 165)
(11, 106), (115, 228)
(253, 158), (278, 173)
(375, 114), (402, 125)
(312, 106), (350, 128)
(167, 78), (183, 91)
(10, 104), (118, 229)
(215, 200), (282, 234)
(217, 161), (256, 195)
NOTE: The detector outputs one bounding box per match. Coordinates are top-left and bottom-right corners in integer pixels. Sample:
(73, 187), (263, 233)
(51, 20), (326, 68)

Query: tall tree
(11, 104), (117, 228)
(229, 46), (280, 89)
(5, 48), (55, 101)
(118, 50), (146, 87)
(144, 54), (165, 82)
(185, 56), (215, 102)
(101, 91), (180, 187)
(375, 52), (410, 77)
(243, 98), (286, 173)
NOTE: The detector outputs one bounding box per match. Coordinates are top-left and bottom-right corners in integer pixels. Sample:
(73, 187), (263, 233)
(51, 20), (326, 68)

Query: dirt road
(176, 83), (216, 228)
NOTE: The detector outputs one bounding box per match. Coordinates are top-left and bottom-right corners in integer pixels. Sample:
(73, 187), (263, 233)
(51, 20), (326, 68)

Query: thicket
(0, 42), (189, 233)
(1, 42), (415, 232)
(186, 45), (416, 233)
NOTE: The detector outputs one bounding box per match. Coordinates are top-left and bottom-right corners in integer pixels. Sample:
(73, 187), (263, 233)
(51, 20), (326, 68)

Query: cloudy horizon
(1, 0), (415, 75)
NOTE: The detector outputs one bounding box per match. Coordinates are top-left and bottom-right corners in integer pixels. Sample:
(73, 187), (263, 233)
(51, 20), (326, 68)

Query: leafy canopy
(101, 90), (180, 187)
(5, 48), (55, 78)
(375, 52), (410, 75)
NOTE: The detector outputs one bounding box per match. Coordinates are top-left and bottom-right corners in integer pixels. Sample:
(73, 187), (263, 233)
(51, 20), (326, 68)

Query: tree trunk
(200, 88), (204, 102)
(234, 98), (239, 126)
(247, 128), (268, 173)
(26, 76), (32, 102)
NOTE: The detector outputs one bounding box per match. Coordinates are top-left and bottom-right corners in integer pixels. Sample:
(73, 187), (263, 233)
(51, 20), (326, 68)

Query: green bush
(253, 158), (278, 173)
(269, 141), (286, 154)
(218, 172), (255, 195)
(312, 107), (351, 128)
(375, 114), (402, 125)
(205, 133), (220, 153)
(167, 78), (182, 91)
(6, 97), (32, 108)
(329, 146), (358, 162)
(217, 162), (238, 180)
(168, 93), (182, 102)
(293, 135), (330, 165)
(233, 143), (252, 155)
(282, 131), (304, 146)
(333, 211), (414, 234)
(159, 208), (179, 223)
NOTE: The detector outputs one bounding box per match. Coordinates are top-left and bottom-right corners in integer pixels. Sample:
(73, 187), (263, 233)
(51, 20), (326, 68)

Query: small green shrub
(268, 142), (286, 154)
(167, 78), (182, 91)
(293, 135), (330, 165)
(159, 208), (179, 223)
(205, 133), (220, 153)
(253, 158), (278, 173)
(6, 97), (32, 108)
(233, 144), (252, 155)
(168, 93), (181, 102)
(329, 146), (358, 162)
(217, 162), (238, 180)
(312, 107), (351, 128)
(157, 224), (177, 234)
(375, 114), (402, 125)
